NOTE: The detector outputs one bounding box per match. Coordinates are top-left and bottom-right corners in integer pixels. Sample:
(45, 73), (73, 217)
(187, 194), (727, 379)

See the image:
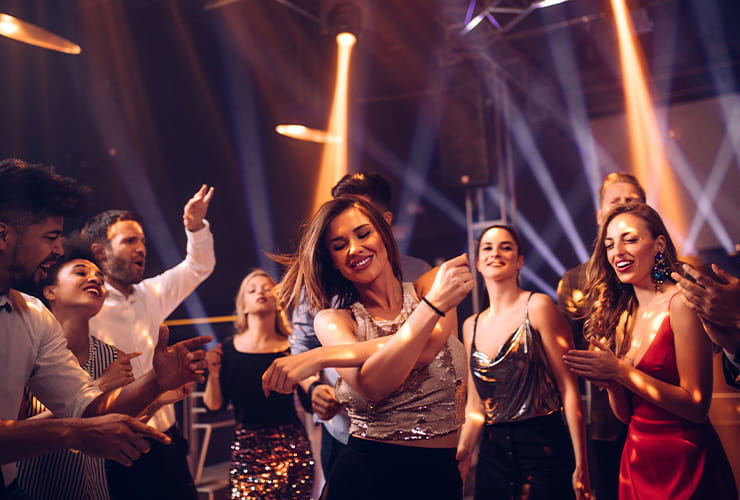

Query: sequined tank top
(334, 282), (466, 441)
(471, 292), (562, 425)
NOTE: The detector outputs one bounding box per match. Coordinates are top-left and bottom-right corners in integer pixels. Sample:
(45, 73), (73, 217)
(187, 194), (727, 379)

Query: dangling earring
(652, 251), (670, 291)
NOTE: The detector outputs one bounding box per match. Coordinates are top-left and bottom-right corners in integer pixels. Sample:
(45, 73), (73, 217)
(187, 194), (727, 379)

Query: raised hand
(96, 351), (141, 392)
(152, 324), (212, 392)
(183, 184), (215, 232)
(562, 337), (621, 383)
(424, 253), (475, 313)
(672, 263), (740, 328)
(69, 413), (170, 467)
(205, 343), (223, 375)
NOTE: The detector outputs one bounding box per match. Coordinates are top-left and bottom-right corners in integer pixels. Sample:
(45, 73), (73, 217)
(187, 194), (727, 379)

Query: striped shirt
(16, 336), (117, 500)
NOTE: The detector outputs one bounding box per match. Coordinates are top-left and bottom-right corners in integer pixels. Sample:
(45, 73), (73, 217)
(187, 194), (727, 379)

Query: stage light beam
(610, 0), (687, 244)
(312, 31), (356, 213)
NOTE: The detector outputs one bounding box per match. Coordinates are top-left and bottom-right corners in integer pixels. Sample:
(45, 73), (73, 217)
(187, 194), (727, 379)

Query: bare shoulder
(315, 308), (353, 327)
(528, 292), (559, 316)
(669, 291), (702, 336)
(528, 292), (569, 335)
(314, 308), (358, 346)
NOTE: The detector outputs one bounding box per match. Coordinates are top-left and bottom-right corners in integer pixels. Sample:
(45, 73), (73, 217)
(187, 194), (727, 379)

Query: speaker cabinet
(437, 62), (495, 188)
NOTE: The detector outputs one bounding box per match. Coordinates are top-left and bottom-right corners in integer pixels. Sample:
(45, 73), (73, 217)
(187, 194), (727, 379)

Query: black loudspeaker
(437, 62), (495, 188)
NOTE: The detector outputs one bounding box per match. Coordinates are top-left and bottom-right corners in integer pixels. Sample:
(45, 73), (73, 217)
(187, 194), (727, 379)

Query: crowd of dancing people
(1, 159), (738, 500)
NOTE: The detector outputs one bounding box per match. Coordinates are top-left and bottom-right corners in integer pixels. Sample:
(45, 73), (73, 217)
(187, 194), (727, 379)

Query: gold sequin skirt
(230, 423), (314, 500)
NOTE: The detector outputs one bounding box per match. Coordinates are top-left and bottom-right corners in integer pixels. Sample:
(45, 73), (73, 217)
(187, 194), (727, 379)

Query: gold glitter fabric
(230, 424), (314, 500)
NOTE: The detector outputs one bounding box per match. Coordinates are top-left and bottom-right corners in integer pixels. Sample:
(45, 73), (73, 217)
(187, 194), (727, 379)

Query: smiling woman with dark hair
(16, 251), (138, 500)
(262, 196), (474, 500)
(457, 224), (590, 500)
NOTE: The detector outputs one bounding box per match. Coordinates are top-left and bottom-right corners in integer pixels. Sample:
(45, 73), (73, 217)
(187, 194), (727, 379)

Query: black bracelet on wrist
(307, 380), (324, 401)
(422, 296), (446, 317)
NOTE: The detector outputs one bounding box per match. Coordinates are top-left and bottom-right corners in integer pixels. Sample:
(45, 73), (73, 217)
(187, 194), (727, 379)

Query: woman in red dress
(562, 202), (736, 499)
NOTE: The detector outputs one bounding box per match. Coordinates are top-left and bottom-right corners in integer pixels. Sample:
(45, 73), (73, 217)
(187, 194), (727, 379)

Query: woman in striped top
(16, 253), (139, 500)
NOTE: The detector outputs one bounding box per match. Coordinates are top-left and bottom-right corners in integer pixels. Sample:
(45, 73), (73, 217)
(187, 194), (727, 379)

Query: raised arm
(203, 344), (224, 411)
(262, 255), (473, 399)
(530, 294), (589, 499)
(320, 254), (472, 402)
(84, 326), (210, 417)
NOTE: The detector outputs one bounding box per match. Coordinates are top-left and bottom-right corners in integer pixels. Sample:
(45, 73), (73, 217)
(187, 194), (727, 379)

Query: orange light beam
(610, 0), (687, 242)
(312, 32), (356, 213)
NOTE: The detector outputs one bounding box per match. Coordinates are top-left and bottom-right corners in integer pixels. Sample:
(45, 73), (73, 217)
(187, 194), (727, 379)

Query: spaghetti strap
(471, 313), (482, 351)
(524, 291), (536, 323)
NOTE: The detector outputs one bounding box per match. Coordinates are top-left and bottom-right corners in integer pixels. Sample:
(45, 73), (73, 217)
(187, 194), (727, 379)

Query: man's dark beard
(12, 273), (46, 300)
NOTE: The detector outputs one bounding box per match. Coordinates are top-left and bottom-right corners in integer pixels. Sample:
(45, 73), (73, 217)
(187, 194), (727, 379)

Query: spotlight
(275, 124), (341, 144)
(321, 0), (366, 38)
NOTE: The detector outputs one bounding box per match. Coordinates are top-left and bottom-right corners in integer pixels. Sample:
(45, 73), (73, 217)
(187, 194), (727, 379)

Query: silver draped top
(334, 282), (466, 441)
(471, 293), (562, 425)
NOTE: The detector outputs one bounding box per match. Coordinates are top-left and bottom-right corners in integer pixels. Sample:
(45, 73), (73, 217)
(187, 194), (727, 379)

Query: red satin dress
(619, 305), (737, 500)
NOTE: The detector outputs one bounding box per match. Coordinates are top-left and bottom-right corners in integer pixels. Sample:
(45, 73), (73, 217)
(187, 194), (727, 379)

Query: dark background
(1, 0), (738, 340)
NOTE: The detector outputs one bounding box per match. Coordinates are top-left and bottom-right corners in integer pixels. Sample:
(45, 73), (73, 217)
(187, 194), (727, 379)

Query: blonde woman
(204, 269), (314, 500)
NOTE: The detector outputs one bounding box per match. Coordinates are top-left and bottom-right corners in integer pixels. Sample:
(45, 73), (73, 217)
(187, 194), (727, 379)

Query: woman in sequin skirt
(262, 196), (475, 500)
(204, 269), (314, 500)
(456, 225), (590, 500)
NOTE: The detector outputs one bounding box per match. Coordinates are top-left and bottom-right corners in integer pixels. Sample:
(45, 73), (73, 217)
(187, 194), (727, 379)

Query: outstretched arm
(84, 325), (210, 417)
(0, 414), (169, 466)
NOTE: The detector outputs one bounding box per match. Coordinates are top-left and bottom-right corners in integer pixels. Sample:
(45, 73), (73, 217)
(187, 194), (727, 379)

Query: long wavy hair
(234, 269), (292, 337)
(583, 202), (680, 357)
(277, 196), (402, 314)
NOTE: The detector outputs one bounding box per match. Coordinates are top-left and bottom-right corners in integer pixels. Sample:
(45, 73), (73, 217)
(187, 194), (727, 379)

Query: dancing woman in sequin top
(262, 196), (474, 500)
(204, 270), (314, 500)
(456, 225), (590, 500)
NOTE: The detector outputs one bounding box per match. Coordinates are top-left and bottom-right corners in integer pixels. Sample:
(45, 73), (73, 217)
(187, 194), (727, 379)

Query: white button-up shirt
(90, 221), (215, 431)
(1, 290), (102, 485)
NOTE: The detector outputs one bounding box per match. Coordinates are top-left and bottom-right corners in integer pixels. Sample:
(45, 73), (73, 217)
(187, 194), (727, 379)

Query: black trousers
(475, 413), (575, 500)
(320, 436), (462, 500)
(106, 424), (197, 500)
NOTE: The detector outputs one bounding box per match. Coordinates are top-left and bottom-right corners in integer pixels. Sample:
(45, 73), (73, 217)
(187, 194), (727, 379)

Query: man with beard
(0, 159), (211, 497)
(82, 185), (215, 500)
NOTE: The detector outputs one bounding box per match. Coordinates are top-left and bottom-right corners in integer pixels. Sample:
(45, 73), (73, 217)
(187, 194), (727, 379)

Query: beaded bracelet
(422, 296), (446, 317)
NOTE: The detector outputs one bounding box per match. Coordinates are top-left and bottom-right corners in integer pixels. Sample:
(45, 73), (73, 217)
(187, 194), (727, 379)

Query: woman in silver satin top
(261, 196), (474, 500)
(456, 225), (590, 500)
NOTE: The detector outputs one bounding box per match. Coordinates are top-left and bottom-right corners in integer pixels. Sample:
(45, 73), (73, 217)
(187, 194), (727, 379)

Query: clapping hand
(562, 337), (621, 384)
